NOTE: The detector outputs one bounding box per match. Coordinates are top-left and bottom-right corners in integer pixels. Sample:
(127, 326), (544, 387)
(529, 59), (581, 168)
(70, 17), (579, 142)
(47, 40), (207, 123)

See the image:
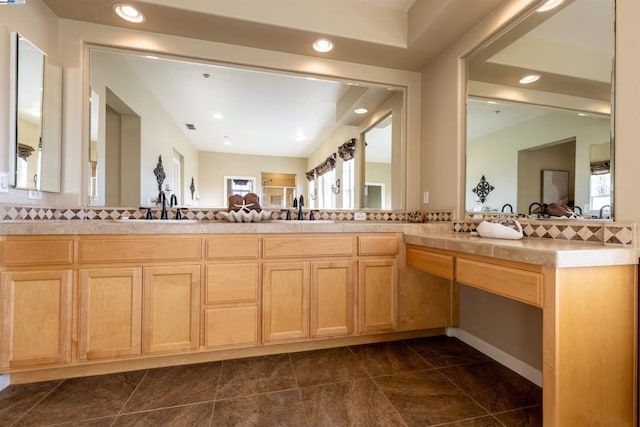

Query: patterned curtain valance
(590, 160), (610, 175)
(338, 138), (356, 161)
(305, 169), (316, 181)
(315, 153), (337, 177)
(17, 143), (35, 160)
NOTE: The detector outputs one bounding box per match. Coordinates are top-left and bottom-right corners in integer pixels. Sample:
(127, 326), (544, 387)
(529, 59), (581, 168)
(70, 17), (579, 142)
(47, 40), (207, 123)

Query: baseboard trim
(446, 327), (542, 387)
(0, 374), (9, 392)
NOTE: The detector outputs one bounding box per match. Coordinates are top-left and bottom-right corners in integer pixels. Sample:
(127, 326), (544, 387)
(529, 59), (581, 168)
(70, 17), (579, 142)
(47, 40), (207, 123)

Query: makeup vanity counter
(404, 230), (638, 426)
(0, 221), (637, 425)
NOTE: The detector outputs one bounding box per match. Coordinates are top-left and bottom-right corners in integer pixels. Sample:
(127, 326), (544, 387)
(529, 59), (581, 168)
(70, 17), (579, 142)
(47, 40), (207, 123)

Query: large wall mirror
(88, 47), (405, 210)
(465, 0), (614, 220)
(10, 33), (62, 193)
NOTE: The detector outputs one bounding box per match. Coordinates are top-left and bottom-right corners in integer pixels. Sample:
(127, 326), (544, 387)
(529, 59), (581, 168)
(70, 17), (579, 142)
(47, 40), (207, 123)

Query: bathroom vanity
(0, 221), (636, 426)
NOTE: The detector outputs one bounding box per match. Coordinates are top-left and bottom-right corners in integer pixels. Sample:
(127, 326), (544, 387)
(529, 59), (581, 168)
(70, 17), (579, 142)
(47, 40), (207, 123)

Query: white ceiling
(467, 0), (614, 139)
(353, 0), (416, 12)
(96, 50), (397, 159)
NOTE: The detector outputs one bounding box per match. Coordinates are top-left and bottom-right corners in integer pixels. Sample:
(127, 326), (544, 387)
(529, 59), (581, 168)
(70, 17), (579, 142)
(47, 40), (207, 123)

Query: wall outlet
(0, 172), (8, 193)
(354, 212), (366, 221)
(28, 190), (42, 200)
(423, 191), (429, 204)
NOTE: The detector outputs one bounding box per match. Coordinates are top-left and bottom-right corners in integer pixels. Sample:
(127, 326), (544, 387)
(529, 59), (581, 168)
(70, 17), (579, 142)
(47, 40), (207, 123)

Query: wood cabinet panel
(358, 235), (400, 256)
(457, 258), (543, 307)
(143, 265), (200, 354)
(1, 239), (73, 266)
(205, 263), (258, 304)
(262, 262), (310, 342)
(206, 236), (259, 260)
(205, 305), (258, 348)
(78, 268), (142, 360)
(311, 260), (355, 338)
(1, 270), (72, 368)
(398, 268), (452, 331)
(358, 259), (397, 333)
(406, 246), (454, 280)
(262, 235), (355, 259)
(79, 238), (201, 263)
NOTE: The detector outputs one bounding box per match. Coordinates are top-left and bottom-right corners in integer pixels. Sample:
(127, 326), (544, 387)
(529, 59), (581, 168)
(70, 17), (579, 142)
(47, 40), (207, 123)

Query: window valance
(338, 138), (356, 161)
(314, 153), (337, 177)
(590, 160), (610, 175)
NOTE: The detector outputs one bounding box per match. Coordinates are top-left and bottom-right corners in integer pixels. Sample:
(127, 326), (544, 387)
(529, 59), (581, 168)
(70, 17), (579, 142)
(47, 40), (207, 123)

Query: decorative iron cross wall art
(471, 175), (495, 203)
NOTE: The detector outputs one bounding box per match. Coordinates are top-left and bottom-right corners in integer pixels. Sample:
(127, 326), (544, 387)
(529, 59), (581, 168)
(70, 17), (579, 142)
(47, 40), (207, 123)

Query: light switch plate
(28, 190), (42, 199)
(0, 172), (8, 193)
(354, 212), (366, 220)
(423, 191), (429, 204)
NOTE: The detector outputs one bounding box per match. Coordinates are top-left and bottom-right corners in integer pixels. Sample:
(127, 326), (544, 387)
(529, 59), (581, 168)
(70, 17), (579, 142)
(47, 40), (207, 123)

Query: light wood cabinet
(263, 262), (310, 343)
(142, 265), (200, 354)
(358, 259), (397, 333)
(78, 268), (142, 360)
(1, 270), (72, 368)
(204, 262), (259, 349)
(310, 260), (355, 338)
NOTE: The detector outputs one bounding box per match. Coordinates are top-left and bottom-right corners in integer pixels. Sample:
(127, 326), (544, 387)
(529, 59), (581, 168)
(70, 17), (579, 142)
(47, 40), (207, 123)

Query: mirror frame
(85, 44), (409, 210)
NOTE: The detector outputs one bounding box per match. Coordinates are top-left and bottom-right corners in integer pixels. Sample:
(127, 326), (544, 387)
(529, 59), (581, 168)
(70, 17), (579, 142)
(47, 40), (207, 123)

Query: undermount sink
(110, 219), (199, 224)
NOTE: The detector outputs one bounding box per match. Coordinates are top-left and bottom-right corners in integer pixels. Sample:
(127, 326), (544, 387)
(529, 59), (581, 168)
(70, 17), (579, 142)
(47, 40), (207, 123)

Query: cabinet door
(263, 262), (309, 343)
(311, 260), (355, 338)
(358, 259), (397, 333)
(205, 305), (258, 348)
(143, 265), (200, 354)
(78, 268), (142, 360)
(1, 270), (72, 368)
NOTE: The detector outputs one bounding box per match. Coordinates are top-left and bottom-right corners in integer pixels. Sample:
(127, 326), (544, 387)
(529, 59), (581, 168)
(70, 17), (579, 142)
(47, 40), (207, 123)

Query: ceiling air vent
(185, 123), (196, 130)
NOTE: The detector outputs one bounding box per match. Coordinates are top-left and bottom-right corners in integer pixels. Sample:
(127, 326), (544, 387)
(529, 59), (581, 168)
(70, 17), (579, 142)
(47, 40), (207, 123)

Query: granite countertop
(0, 219), (448, 235)
(1, 220), (636, 268)
(404, 231), (639, 268)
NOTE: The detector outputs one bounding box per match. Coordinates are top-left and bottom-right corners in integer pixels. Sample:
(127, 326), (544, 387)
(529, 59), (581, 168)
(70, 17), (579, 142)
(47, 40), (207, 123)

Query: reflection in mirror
(364, 114), (392, 209)
(88, 48), (404, 209)
(465, 0), (614, 219)
(11, 33), (62, 192)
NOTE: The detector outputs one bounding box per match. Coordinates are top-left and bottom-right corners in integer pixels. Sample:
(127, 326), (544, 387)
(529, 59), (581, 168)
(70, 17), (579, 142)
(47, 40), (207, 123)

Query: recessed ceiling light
(294, 135), (305, 142)
(487, 100), (497, 104)
(537, 0), (564, 12)
(224, 140), (232, 146)
(354, 108), (368, 114)
(313, 38), (334, 53)
(519, 74), (541, 84)
(213, 113), (223, 120)
(113, 4), (144, 23)
(578, 112), (589, 116)
(144, 55), (158, 60)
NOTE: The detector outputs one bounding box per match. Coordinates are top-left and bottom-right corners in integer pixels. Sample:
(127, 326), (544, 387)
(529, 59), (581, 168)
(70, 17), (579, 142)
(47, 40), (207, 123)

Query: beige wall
(198, 152), (307, 207)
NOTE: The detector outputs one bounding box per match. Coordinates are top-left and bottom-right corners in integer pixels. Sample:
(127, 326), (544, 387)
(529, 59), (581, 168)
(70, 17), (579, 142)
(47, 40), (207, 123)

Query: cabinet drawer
(262, 235), (355, 258)
(406, 246), (453, 280)
(205, 263), (258, 304)
(456, 258), (543, 307)
(79, 238), (201, 263)
(206, 236), (259, 260)
(358, 235), (399, 256)
(1, 239), (73, 266)
(204, 305), (258, 348)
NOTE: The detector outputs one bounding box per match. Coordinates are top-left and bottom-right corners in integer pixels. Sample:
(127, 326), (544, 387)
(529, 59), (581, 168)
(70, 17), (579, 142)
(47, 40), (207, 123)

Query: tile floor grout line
(347, 344), (376, 379)
(113, 368), (150, 419)
(208, 359), (224, 426)
(433, 365), (495, 417)
(288, 352), (312, 427)
(9, 379), (65, 427)
(369, 374), (410, 427)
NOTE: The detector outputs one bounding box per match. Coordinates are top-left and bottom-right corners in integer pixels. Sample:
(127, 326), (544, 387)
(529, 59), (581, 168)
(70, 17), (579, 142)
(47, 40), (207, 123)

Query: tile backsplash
(0, 205), (634, 246)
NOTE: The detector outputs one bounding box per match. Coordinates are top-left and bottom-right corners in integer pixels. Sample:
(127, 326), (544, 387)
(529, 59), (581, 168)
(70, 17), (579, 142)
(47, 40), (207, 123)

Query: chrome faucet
(599, 204), (611, 219)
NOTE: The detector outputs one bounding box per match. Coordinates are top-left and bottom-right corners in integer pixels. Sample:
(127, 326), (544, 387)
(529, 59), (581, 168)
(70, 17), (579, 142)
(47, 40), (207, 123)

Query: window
(342, 159), (354, 209)
(224, 176), (255, 205)
(589, 173), (611, 211)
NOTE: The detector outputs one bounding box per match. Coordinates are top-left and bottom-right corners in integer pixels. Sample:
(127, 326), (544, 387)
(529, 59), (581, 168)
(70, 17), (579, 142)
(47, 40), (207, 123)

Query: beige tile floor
(0, 336), (542, 426)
